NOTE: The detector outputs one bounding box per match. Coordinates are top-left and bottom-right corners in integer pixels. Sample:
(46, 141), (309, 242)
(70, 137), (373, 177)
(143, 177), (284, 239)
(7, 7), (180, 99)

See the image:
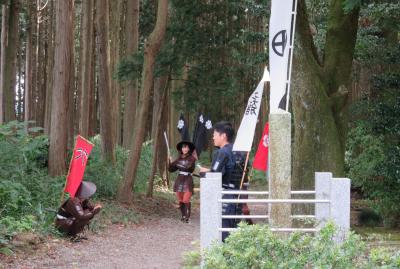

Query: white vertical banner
(269, 0), (297, 112)
(233, 68), (270, 152)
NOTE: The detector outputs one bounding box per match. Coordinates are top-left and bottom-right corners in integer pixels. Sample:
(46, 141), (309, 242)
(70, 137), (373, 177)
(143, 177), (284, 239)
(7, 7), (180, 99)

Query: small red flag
(253, 122), (269, 171)
(64, 135), (94, 197)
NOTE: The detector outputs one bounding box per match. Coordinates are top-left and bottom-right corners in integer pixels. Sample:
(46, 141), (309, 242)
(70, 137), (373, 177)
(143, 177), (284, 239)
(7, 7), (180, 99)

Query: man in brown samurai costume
(55, 181), (102, 238)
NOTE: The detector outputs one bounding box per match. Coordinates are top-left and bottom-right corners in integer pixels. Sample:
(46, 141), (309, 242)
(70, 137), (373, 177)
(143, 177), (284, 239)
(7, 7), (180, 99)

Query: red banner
(253, 122), (269, 171)
(64, 135), (94, 197)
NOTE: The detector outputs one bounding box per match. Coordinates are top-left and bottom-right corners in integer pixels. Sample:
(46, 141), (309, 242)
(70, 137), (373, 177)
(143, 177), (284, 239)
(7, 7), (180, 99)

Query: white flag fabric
(269, 0), (296, 112)
(233, 68), (270, 152)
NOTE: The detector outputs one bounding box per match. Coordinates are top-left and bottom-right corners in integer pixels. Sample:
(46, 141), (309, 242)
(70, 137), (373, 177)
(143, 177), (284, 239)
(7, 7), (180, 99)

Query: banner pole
(60, 138), (76, 205)
(285, 0), (299, 111)
(238, 151), (251, 200)
(163, 131), (171, 157)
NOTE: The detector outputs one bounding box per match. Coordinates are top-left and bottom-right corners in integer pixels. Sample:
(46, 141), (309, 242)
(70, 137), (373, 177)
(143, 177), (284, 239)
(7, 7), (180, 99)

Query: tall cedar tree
(48, 0), (74, 176)
(118, 0), (169, 203)
(96, 0), (116, 164)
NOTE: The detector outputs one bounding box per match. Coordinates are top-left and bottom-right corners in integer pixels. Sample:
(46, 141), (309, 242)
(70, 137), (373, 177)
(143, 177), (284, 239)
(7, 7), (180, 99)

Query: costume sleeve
(65, 198), (94, 221)
(210, 149), (229, 173)
(82, 199), (95, 211)
(168, 158), (178, 172)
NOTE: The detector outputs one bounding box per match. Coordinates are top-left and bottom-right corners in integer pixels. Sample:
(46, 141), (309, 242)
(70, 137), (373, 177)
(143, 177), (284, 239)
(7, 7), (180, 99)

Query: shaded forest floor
(1, 191), (200, 269)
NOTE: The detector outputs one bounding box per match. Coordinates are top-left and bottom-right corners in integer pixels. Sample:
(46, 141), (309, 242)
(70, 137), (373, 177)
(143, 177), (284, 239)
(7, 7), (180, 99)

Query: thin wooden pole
(238, 151), (250, 200)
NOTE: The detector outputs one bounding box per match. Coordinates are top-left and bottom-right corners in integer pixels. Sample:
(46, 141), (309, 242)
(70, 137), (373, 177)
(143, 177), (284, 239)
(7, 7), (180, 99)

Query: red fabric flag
(64, 135), (94, 197)
(253, 122), (269, 171)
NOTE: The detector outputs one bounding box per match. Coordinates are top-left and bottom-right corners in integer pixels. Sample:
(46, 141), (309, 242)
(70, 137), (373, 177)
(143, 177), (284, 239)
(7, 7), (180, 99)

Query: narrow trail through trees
(6, 210), (200, 269)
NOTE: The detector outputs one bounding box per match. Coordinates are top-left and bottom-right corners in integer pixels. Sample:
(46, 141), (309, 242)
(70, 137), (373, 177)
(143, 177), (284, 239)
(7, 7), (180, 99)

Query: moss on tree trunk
(291, 0), (359, 189)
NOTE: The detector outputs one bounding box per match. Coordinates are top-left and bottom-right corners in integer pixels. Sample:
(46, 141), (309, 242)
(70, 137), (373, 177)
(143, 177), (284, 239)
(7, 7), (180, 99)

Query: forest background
(0, 0), (399, 257)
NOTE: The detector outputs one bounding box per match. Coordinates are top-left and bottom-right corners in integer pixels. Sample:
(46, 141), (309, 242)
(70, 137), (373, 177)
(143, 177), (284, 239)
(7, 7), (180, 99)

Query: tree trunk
(30, 0), (38, 125)
(16, 40), (23, 120)
(0, 0), (19, 123)
(67, 35), (75, 149)
(78, 0), (94, 138)
(89, 25), (97, 137)
(35, 0), (46, 128)
(122, 0), (139, 149)
(96, 0), (116, 163)
(110, 0), (123, 145)
(291, 0), (359, 189)
(48, 0), (74, 176)
(118, 0), (169, 203)
(24, 0), (34, 124)
(147, 74), (169, 197)
(44, 0), (54, 135)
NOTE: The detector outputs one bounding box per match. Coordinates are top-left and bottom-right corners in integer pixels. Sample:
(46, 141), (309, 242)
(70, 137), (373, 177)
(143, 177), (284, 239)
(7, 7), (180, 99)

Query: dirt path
(4, 209), (200, 269)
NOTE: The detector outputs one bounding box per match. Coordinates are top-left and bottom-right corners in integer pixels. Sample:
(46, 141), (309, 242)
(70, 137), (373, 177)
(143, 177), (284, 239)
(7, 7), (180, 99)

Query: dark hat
(75, 181), (97, 199)
(176, 141), (195, 153)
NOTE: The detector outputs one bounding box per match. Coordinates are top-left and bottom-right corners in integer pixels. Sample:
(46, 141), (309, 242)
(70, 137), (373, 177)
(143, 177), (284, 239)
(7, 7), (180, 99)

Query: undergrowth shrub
(85, 136), (153, 197)
(0, 121), (156, 252)
(202, 222), (400, 269)
(0, 121), (64, 249)
(346, 96), (400, 227)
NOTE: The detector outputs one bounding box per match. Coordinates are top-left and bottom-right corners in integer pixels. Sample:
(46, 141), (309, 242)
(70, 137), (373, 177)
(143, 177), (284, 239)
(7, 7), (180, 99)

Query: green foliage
(346, 66), (400, 227)
(85, 135), (129, 198)
(183, 250), (201, 269)
(0, 180), (31, 216)
(368, 248), (400, 268)
(169, 0), (268, 119)
(343, 0), (362, 13)
(0, 121), (154, 249)
(355, 2), (400, 63)
(0, 216), (37, 240)
(346, 0), (400, 227)
(0, 122), (65, 247)
(82, 136), (153, 197)
(202, 222), (400, 268)
(117, 0), (269, 122)
(88, 200), (140, 231)
(358, 208), (383, 227)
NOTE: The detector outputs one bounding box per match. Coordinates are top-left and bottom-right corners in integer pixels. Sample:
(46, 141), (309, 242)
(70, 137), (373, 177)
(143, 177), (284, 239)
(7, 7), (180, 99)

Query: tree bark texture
(147, 74), (169, 197)
(78, 0), (94, 138)
(291, 0), (359, 189)
(0, 0), (19, 123)
(110, 0), (123, 145)
(118, 0), (169, 203)
(48, 0), (74, 176)
(122, 0), (140, 149)
(96, 0), (116, 163)
(44, 0), (55, 135)
(24, 0), (34, 124)
(88, 27), (97, 137)
(35, 0), (46, 128)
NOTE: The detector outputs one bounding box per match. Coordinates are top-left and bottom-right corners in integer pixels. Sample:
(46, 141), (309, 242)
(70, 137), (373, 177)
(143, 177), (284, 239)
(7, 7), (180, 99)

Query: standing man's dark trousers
(222, 193), (241, 242)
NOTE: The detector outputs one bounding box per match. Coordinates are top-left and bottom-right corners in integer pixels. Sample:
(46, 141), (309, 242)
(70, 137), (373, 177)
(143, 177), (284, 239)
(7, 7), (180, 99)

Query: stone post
(315, 172), (332, 228)
(200, 172), (222, 252)
(330, 177), (351, 241)
(268, 110), (292, 229)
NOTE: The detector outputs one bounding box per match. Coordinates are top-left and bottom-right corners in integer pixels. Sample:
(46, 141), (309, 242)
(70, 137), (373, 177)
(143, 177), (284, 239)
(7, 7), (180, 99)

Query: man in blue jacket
(200, 121), (238, 241)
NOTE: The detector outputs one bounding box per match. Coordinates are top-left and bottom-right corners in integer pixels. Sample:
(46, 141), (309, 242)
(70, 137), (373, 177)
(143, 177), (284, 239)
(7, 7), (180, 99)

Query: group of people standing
(56, 121), (242, 242)
(169, 121), (243, 240)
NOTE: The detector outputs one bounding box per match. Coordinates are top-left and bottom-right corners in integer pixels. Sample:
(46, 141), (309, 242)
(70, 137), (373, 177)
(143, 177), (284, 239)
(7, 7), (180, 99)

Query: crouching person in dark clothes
(199, 121), (238, 242)
(55, 181), (102, 239)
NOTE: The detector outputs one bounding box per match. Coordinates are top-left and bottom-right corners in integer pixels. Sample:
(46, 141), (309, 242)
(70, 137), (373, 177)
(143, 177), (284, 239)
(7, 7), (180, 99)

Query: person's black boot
(179, 203), (186, 222)
(184, 202), (191, 223)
